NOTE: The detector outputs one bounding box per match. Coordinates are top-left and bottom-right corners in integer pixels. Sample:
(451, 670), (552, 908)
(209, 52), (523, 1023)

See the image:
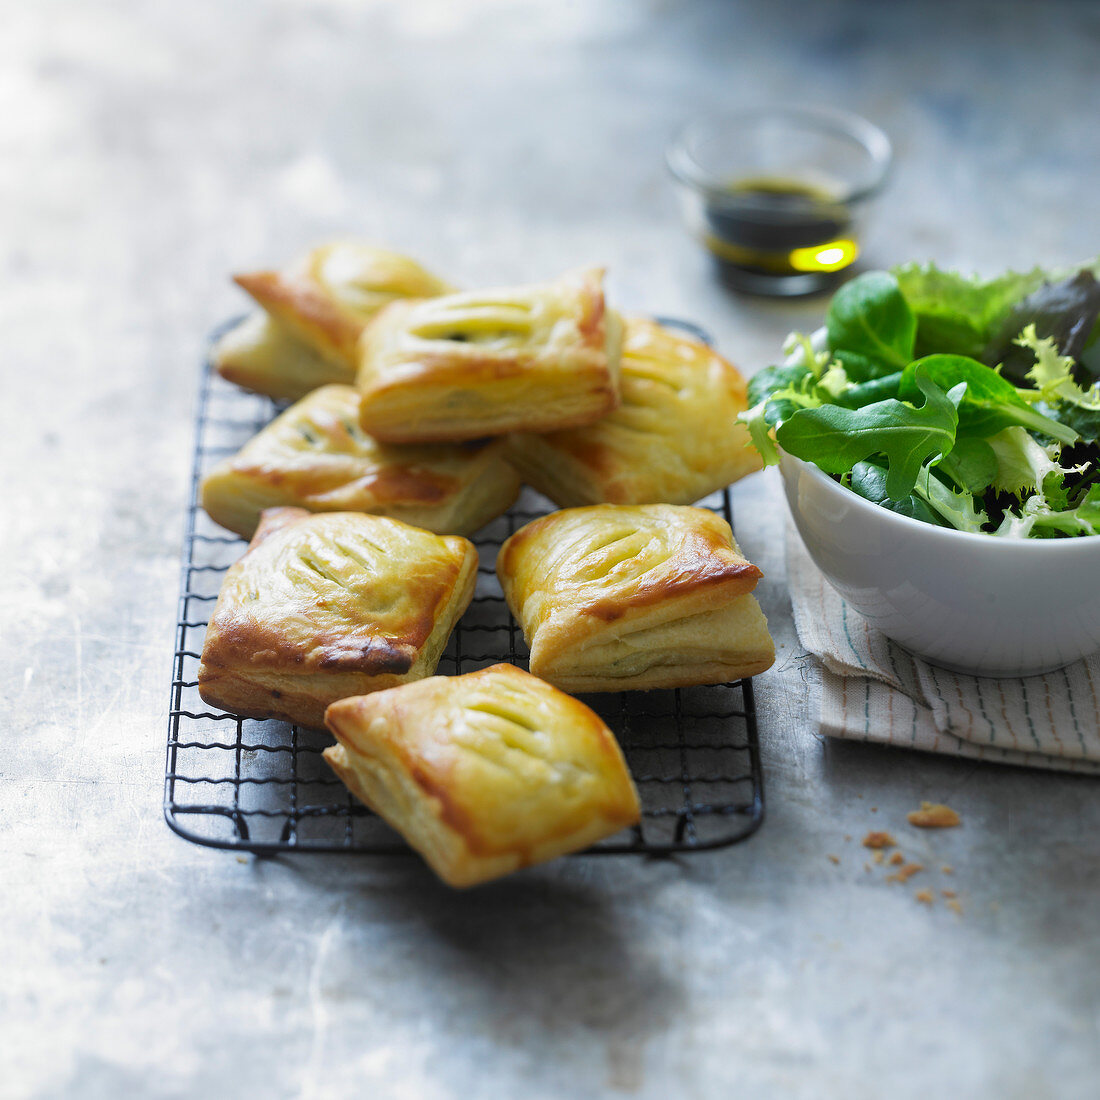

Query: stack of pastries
(197, 241), (772, 886)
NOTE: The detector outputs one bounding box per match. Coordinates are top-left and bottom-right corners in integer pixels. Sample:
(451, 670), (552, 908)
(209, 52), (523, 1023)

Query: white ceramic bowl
(779, 450), (1100, 676)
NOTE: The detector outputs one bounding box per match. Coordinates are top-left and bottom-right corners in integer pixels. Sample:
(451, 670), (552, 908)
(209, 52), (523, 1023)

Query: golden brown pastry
(356, 267), (622, 443)
(324, 663), (641, 887)
(233, 242), (454, 369)
(200, 384), (521, 539)
(506, 316), (762, 507)
(211, 312), (354, 403)
(198, 508), (477, 729)
(497, 504), (774, 691)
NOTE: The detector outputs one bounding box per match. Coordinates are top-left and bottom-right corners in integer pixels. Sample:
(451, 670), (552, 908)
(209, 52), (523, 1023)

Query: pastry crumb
(828, 854), (840, 865)
(908, 801), (961, 828)
(870, 806), (878, 813)
(946, 899), (963, 916)
(941, 889), (957, 899)
(915, 889), (935, 906)
(941, 865), (954, 874)
(862, 831), (896, 849)
(864, 862), (872, 873)
(887, 862), (924, 884)
(873, 851), (884, 864)
(843, 834), (851, 842)
(888, 851), (905, 866)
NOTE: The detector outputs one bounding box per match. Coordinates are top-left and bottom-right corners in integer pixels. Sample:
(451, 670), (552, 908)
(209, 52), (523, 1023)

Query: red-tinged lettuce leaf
(984, 270), (1100, 384)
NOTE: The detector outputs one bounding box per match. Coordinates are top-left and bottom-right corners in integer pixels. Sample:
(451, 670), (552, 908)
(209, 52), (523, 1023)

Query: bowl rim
(780, 448), (1100, 552)
(665, 103), (894, 205)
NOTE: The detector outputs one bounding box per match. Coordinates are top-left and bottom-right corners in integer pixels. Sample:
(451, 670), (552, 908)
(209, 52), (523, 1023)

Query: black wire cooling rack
(165, 319), (765, 856)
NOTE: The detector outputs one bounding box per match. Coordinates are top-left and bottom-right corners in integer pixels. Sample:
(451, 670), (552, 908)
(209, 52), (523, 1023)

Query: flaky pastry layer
(201, 384), (520, 539)
(323, 663), (641, 887)
(356, 267), (622, 442)
(497, 504), (774, 691)
(198, 508), (476, 729)
(234, 241), (454, 368)
(505, 315), (762, 506)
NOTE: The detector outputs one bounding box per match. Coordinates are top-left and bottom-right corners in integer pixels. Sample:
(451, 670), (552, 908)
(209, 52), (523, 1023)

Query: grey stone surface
(4, 2), (1100, 1097)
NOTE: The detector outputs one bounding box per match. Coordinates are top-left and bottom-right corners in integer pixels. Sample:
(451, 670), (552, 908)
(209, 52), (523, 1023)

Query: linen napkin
(785, 518), (1100, 775)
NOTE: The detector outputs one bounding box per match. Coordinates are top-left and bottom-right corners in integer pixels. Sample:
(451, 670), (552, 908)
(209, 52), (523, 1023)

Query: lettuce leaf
(892, 261), (1046, 359)
(1019, 325), (1100, 410)
(844, 461), (942, 525)
(825, 271), (916, 380)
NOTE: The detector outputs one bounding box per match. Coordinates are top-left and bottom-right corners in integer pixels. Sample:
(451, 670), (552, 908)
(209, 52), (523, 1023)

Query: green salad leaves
(741, 260), (1100, 538)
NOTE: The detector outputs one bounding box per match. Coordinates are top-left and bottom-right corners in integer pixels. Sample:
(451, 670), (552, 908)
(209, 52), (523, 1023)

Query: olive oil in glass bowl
(668, 106), (891, 296)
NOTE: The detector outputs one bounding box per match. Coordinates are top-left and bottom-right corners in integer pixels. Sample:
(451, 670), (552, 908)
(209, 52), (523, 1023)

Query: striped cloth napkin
(785, 518), (1100, 774)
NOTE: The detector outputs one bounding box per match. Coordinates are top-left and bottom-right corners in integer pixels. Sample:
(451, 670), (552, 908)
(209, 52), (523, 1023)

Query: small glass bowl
(667, 104), (893, 296)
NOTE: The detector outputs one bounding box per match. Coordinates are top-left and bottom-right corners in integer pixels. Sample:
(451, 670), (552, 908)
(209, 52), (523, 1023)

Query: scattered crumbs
(941, 889), (957, 899)
(941, 865), (954, 875)
(844, 834), (851, 842)
(946, 899), (964, 916)
(908, 801), (961, 828)
(862, 831), (896, 849)
(887, 862), (925, 884)
(870, 806), (878, 813)
(828, 854), (840, 865)
(873, 851), (884, 865)
(888, 851), (905, 866)
(856, 793), (864, 799)
(236, 856), (249, 864)
(915, 889), (935, 906)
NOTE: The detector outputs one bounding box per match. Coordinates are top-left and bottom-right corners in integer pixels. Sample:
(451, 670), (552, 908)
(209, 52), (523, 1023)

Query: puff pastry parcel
(198, 508), (476, 729)
(324, 663), (641, 887)
(506, 316), (762, 507)
(356, 267), (622, 443)
(211, 312), (354, 403)
(234, 241), (454, 369)
(201, 384), (521, 539)
(497, 504), (774, 691)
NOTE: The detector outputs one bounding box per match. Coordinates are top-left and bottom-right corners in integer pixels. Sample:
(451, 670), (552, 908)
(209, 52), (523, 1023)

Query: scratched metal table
(4, 3), (1099, 1098)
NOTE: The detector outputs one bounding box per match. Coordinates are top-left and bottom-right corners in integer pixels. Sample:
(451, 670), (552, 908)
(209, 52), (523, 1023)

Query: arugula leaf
(898, 354), (1079, 445)
(776, 363), (960, 500)
(825, 271), (916, 380)
(845, 461), (942, 525)
(984, 270), (1100, 383)
(893, 261), (1047, 359)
